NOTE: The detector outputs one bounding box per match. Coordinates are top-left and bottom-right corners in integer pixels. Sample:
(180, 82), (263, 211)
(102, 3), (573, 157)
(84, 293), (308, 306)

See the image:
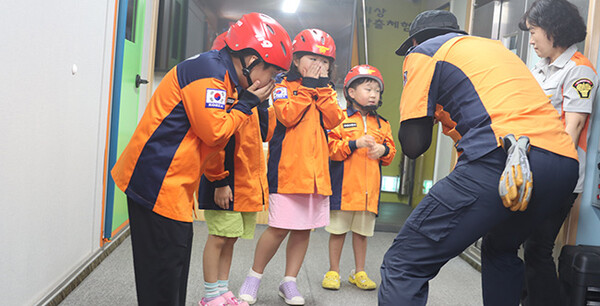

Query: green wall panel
(356, 0), (439, 206)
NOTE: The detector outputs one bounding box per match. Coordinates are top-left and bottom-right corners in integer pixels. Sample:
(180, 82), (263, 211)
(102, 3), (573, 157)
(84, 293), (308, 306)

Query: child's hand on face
(303, 61), (322, 79)
(356, 135), (376, 148)
(214, 186), (233, 210)
(319, 65), (328, 78)
(247, 79), (275, 102)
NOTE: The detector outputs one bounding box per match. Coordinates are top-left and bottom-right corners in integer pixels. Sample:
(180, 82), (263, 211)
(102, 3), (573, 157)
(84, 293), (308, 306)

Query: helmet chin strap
(349, 99), (382, 128)
(239, 56), (262, 87)
(350, 99), (378, 114)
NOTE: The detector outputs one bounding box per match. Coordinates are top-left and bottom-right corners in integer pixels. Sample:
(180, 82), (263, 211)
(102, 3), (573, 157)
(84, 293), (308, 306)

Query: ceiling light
(282, 0), (300, 13)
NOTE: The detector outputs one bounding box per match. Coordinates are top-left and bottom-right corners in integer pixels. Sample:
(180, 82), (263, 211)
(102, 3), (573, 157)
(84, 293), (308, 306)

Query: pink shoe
(221, 291), (249, 306)
(199, 295), (228, 306)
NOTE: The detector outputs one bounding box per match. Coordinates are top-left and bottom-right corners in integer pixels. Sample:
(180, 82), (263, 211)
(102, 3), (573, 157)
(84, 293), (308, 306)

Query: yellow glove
(498, 135), (533, 211)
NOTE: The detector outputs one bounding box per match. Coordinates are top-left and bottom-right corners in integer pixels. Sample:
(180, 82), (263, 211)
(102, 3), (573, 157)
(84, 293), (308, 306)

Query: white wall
(0, 1), (115, 304)
(421, 0), (469, 30)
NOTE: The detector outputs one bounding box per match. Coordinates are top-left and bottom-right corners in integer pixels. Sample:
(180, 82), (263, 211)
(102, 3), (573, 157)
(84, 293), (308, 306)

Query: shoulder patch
(403, 71), (408, 87)
(343, 122), (358, 128)
(205, 88), (226, 109)
(273, 87), (288, 101)
(573, 78), (594, 99)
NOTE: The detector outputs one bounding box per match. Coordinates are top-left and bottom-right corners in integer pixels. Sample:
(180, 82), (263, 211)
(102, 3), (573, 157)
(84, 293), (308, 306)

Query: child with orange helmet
(238, 29), (344, 305)
(322, 64), (396, 291)
(110, 12), (291, 306)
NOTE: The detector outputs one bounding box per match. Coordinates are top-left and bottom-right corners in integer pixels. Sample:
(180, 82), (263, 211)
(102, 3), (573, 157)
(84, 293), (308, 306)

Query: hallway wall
(0, 2), (116, 304)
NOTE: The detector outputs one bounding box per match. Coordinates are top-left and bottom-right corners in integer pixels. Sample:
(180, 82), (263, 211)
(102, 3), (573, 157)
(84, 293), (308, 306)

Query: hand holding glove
(498, 134), (533, 211)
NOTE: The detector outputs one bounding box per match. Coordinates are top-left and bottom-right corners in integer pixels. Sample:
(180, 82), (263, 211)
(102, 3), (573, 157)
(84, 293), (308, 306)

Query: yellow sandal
(322, 271), (341, 290)
(348, 270), (376, 290)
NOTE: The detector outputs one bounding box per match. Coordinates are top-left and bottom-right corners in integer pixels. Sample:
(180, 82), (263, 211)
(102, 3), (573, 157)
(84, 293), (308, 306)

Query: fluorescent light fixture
(282, 0), (300, 13)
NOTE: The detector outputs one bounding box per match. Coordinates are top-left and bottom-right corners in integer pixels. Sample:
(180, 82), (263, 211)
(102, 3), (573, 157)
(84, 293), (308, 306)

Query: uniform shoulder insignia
(573, 78), (594, 99)
(273, 87), (288, 101)
(205, 88), (226, 109)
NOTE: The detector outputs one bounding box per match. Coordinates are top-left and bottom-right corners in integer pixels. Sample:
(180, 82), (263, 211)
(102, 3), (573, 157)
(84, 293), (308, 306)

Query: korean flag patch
(205, 88), (227, 109)
(273, 87), (288, 101)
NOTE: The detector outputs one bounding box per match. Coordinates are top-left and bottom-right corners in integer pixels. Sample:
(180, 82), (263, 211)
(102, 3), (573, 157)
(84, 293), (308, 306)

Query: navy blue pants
(127, 197), (194, 306)
(522, 192), (578, 306)
(379, 147), (578, 306)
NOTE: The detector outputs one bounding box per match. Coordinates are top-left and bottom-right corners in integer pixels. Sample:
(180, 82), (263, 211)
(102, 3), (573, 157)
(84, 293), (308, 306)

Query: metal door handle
(136, 74), (148, 88)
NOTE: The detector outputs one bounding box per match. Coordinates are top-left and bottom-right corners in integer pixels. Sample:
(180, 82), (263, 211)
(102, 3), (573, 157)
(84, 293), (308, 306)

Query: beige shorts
(325, 210), (376, 237)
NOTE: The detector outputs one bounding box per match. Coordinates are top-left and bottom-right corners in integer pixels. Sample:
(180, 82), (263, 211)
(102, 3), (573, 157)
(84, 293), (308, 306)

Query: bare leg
(204, 235), (227, 283)
(218, 237), (238, 281)
(252, 226), (289, 274)
(328, 233), (346, 272)
(285, 230), (311, 277)
(352, 232), (367, 273)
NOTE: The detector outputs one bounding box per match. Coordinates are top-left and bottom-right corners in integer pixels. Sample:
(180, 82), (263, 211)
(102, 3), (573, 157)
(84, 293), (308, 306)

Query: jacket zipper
(363, 115), (368, 211)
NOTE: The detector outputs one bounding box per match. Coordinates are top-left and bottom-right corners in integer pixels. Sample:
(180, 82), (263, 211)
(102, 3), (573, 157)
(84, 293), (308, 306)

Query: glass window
(125, 0), (138, 42)
(170, 2), (182, 59)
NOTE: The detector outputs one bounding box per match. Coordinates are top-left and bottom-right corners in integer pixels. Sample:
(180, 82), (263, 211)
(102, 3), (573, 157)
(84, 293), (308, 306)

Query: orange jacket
(111, 49), (257, 222)
(198, 102), (275, 212)
(400, 34), (577, 163)
(329, 108), (396, 214)
(267, 71), (345, 195)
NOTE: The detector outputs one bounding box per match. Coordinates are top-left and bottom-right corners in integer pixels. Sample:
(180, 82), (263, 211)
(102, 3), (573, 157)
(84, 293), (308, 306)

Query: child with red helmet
(322, 65), (396, 291)
(238, 29), (344, 305)
(195, 25), (282, 306)
(110, 12), (291, 306)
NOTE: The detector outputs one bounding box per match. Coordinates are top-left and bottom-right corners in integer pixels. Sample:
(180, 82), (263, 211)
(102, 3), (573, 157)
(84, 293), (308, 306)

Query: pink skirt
(268, 193), (330, 230)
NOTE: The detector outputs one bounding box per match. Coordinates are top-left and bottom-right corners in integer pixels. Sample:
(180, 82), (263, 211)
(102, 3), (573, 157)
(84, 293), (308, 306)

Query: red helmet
(211, 32), (227, 50)
(224, 12), (292, 70)
(344, 65), (384, 92)
(292, 29), (336, 61)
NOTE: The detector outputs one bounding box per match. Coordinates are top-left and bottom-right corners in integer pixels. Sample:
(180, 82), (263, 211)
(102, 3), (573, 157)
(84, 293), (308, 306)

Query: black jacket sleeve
(398, 117), (433, 159)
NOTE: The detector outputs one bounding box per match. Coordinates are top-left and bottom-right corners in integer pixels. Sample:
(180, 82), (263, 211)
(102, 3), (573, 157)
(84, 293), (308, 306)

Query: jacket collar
(551, 44), (578, 69)
(219, 48), (241, 91)
(534, 44), (578, 71)
(347, 106), (360, 117)
(286, 68), (303, 82)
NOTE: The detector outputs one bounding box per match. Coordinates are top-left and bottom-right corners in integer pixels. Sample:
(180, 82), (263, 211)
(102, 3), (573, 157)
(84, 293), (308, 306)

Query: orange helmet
(343, 64), (384, 92)
(211, 32), (227, 50)
(292, 29), (336, 61)
(224, 12), (292, 70)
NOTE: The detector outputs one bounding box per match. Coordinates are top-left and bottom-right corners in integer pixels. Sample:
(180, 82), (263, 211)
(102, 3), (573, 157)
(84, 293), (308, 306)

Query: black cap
(395, 10), (467, 56)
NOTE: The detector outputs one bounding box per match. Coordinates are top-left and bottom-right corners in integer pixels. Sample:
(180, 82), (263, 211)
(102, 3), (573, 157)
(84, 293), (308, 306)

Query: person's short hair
(519, 0), (586, 48)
